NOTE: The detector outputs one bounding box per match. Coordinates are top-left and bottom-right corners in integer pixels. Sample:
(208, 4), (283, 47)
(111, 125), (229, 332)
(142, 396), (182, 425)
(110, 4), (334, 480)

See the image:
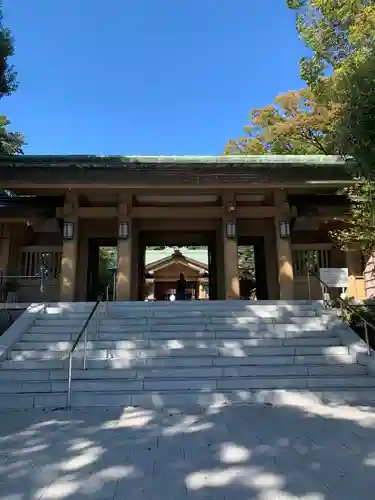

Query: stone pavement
(1, 395), (375, 499)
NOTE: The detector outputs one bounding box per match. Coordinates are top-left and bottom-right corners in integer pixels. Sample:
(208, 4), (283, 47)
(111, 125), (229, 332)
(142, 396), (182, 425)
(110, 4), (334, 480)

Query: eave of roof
(0, 154), (350, 168)
(146, 253), (208, 273)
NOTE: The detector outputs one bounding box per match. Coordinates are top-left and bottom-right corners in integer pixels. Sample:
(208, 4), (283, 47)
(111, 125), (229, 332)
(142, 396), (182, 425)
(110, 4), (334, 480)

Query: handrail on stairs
(0, 271), (46, 296)
(307, 268), (374, 357)
(67, 271), (117, 409)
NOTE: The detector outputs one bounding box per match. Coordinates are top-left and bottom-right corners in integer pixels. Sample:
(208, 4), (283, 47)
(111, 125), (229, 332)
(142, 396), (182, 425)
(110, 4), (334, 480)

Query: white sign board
(319, 268), (349, 288)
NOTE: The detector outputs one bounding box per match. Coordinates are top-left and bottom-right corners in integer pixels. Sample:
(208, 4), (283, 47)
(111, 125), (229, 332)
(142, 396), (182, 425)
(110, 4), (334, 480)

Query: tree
(0, 116), (24, 154)
(331, 44), (375, 177)
(225, 88), (337, 155)
(328, 42), (375, 252)
(0, 7), (25, 154)
(0, 10), (17, 98)
(330, 180), (375, 252)
(286, 0), (375, 85)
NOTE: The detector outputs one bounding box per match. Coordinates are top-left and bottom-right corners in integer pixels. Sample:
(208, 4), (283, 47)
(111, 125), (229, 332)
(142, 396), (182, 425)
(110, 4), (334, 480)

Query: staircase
(1, 300), (375, 411)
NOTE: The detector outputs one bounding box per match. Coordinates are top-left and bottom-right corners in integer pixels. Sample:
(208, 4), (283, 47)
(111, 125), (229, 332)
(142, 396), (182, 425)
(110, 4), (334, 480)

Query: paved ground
(1, 395), (375, 500)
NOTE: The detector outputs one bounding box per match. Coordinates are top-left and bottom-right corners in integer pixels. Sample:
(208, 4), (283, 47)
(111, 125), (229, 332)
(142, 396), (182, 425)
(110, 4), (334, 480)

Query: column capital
(222, 192), (236, 219)
(63, 190), (79, 219)
(274, 189), (291, 217)
(117, 193), (132, 218)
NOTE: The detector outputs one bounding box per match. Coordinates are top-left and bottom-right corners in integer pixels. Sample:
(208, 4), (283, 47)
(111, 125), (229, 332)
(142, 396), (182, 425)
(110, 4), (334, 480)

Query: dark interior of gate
(84, 232), (269, 301)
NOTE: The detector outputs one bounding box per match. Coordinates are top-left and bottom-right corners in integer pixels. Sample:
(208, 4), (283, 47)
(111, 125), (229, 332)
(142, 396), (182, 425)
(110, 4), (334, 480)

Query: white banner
(319, 268), (349, 288)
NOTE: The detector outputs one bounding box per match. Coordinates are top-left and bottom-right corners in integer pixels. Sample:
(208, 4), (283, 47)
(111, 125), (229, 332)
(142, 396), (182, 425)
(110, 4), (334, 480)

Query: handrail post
(83, 327), (88, 370)
(96, 308), (100, 339)
(66, 274), (114, 409)
(340, 298), (344, 318)
(364, 321), (371, 356)
(307, 270), (312, 300)
(306, 262), (374, 357)
(67, 353), (73, 410)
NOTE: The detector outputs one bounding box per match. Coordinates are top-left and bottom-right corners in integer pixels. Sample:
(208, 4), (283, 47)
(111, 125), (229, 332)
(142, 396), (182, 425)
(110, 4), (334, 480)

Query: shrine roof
(0, 154), (349, 167)
(0, 154), (354, 186)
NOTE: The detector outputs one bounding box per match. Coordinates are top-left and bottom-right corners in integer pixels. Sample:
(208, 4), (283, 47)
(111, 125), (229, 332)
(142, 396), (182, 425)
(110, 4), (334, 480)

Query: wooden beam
(1, 181), (353, 190)
(131, 207), (221, 219)
(55, 205), (278, 219)
(236, 206), (276, 218)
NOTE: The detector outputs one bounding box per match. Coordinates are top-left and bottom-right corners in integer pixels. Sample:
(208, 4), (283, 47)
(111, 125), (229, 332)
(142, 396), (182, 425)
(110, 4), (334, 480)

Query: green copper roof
(145, 248), (208, 266)
(0, 154), (349, 167)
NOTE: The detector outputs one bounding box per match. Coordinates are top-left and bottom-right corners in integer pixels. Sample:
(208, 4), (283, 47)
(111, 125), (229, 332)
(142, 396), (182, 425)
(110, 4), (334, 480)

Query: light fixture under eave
(118, 220), (129, 240)
(63, 221), (74, 240)
(279, 219), (290, 239)
(226, 221), (236, 239)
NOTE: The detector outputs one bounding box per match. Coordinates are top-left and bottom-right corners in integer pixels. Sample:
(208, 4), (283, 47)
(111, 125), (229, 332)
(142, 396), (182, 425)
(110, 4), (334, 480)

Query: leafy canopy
(225, 88), (337, 155)
(0, 115), (24, 154)
(287, 0), (375, 85)
(331, 42), (375, 178)
(0, 8), (25, 154)
(0, 11), (17, 98)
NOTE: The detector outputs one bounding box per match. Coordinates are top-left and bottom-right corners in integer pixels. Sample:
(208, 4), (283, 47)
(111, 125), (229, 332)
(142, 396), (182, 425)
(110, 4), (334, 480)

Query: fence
(16, 246), (61, 302)
(292, 244), (333, 299)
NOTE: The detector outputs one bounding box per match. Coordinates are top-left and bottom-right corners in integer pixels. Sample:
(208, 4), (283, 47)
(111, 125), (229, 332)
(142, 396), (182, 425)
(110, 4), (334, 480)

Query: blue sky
(3, 0), (306, 155)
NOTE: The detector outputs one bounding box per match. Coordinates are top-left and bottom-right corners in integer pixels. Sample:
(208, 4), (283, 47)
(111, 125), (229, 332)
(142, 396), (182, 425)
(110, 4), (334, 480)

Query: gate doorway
(237, 236), (268, 300)
(86, 238), (117, 301)
(138, 231), (218, 301)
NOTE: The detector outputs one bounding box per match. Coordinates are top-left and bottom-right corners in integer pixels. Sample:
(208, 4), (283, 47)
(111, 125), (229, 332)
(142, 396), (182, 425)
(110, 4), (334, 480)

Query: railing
(20, 246), (61, 280)
(67, 272), (116, 409)
(307, 268), (374, 356)
(0, 272), (45, 301)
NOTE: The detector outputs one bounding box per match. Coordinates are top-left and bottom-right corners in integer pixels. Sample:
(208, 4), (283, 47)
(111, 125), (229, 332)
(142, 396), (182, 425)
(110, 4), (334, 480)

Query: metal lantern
(63, 221), (74, 240)
(118, 220), (129, 240)
(226, 221), (236, 239)
(279, 219), (290, 239)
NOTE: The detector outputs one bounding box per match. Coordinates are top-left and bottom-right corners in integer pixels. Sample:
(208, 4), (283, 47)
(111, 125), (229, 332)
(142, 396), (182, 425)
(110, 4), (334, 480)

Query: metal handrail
(0, 272), (46, 293)
(307, 268), (374, 356)
(67, 271), (117, 408)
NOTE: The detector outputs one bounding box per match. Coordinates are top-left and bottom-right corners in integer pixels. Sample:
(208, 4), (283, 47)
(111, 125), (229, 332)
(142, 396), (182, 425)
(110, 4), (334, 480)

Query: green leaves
(287, 0), (375, 85)
(225, 88), (337, 155)
(0, 11), (18, 99)
(330, 179), (375, 253)
(0, 116), (25, 154)
(0, 8), (24, 155)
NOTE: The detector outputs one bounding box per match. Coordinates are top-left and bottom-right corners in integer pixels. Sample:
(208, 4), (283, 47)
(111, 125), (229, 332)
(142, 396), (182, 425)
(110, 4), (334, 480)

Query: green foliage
(327, 41), (375, 251)
(0, 116), (25, 154)
(0, 11), (17, 98)
(330, 179), (375, 252)
(237, 246), (255, 279)
(225, 88), (337, 155)
(286, 0), (375, 85)
(98, 247), (117, 297)
(331, 43), (375, 178)
(0, 8), (24, 155)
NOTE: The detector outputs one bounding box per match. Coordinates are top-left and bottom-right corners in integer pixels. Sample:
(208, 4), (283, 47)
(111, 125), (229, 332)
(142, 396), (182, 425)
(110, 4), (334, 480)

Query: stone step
(14, 336), (342, 352)
(0, 374), (374, 395)
(20, 332), (333, 344)
(99, 328), (332, 339)
(0, 352), (356, 370)
(28, 326), (88, 334)
(33, 319), (88, 327)
(96, 317), (327, 327)
(2, 386), (375, 411)
(0, 363), (367, 382)
(9, 344), (349, 361)
(95, 326), (329, 337)
(105, 300), (318, 308)
(21, 329), (332, 342)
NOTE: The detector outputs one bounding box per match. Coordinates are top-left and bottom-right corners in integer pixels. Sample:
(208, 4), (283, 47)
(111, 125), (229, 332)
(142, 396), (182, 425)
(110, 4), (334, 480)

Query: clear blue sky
(3, 0), (306, 155)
